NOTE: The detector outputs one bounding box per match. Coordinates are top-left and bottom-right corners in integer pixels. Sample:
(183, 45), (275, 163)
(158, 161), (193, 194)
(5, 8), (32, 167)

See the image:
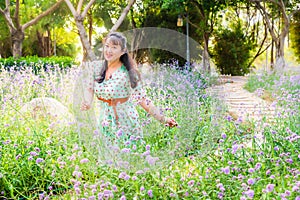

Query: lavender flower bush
(0, 64), (299, 199)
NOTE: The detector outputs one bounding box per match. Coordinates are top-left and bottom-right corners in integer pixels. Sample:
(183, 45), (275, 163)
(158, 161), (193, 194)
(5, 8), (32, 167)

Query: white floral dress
(91, 62), (146, 145)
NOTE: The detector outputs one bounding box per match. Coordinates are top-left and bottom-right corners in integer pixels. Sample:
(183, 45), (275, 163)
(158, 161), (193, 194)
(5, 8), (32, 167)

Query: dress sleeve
(130, 81), (147, 104)
(81, 60), (104, 88)
(79, 61), (94, 91)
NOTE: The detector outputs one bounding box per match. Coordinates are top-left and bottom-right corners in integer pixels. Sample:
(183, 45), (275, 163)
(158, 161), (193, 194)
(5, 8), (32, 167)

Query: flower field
(0, 64), (299, 199)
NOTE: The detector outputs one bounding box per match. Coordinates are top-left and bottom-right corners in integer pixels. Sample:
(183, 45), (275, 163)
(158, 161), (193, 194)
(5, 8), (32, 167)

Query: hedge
(0, 56), (76, 74)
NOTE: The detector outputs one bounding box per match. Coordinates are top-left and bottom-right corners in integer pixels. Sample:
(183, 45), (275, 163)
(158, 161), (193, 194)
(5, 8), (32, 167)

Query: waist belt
(97, 97), (129, 124)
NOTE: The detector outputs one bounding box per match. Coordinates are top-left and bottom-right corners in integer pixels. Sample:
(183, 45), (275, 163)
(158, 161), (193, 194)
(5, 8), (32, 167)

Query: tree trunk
(88, 11), (93, 46)
(0, 0), (64, 58)
(11, 29), (24, 58)
(75, 16), (96, 61)
(274, 32), (287, 69)
(202, 33), (210, 72)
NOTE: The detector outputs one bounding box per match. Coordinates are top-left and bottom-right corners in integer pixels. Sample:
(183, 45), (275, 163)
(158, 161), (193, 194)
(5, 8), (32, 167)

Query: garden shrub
(212, 22), (255, 76)
(0, 56), (76, 74)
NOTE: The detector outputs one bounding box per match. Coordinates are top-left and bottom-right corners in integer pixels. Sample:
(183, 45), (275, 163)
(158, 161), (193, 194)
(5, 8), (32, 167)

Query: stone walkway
(206, 76), (277, 123)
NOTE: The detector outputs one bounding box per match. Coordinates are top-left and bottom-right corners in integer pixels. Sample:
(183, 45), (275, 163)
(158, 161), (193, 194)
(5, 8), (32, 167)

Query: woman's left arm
(139, 98), (178, 127)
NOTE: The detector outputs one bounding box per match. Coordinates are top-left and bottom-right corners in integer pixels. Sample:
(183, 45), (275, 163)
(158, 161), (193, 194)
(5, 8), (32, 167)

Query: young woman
(81, 32), (177, 145)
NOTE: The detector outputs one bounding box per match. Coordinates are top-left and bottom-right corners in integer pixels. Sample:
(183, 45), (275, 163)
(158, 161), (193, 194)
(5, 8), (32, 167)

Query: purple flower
(39, 192), (45, 200)
(222, 166), (230, 174)
(36, 158), (44, 164)
(118, 172), (127, 179)
(116, 129), (123, 137)
(170, 193), (176, 197)
(97, 193), (103, 199)
(140, 186), (145, 192)
(124, 175), (130, 181)
(248, 168), (255, 173)
(231, 144), (239, 154)
(35, 147), (41, 152)
(295, 196), (300, 200)
(286, 158), (293, 164)
(221, 133), (227, 139)
(245, 189), (254, 199)
(247, 178), (255, 185)
(188, 180), (195, 187)
(112, 185), (117, 191)
(147, 190), (153, 198)
(255, 163), (261, 170)
(136, 170), (144, 175)
(102, 120), (109, 127)
(274, 146), (279, 151)
(120, 195), (126, 200)
(80, 158), (89, 164)
(292, 185), (299, 192)
(16, 154), (21, 160)
(121, 148), (131, 153)
(30, 151), (38, 156)
(146, 145), (151, 151)
(103, 190), (113, 199)
(146, 155), (159, 166)
(218, 192), (224, 199)
(284, 190), (291, 196)
(265, 184), (275, 192)
(217, 183), (225, 192)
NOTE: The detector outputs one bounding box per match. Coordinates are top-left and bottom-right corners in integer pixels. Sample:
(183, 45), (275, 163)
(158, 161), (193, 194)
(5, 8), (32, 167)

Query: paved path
(206, 76), (277, 122)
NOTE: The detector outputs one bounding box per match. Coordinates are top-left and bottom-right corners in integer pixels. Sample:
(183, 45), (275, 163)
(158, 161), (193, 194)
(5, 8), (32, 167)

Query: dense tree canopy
(0, 0), (299, 71)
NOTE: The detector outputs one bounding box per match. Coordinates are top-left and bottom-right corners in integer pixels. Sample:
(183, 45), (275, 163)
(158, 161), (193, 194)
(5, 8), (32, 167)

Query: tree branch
(251, 0), (278, 43)
(288, 8), (300, 19)
(14, 0), (20, 28)
(186, 17), (201, 29)
(191, 1), (205, 19)
(0, 0), (16, 31)
(64, 0), (77, 16)
(77, 0), (84, 13)
(82, 0), (96, 18)
(22, 0), (64, 30)
(268, 0), (282, 7)
(110, 0), (136, 32)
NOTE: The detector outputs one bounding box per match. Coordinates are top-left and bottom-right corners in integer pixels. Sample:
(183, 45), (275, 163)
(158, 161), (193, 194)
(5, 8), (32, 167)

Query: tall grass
(0, 65), (299, 199)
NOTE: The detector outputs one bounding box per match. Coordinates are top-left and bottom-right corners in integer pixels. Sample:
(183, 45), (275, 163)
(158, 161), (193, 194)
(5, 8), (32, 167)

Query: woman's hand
(80, 101), (91, 111)
(165, 118), (178, 128)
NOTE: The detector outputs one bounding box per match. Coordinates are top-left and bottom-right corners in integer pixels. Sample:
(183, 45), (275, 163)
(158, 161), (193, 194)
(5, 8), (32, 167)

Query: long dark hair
(96, 32), (141, 88)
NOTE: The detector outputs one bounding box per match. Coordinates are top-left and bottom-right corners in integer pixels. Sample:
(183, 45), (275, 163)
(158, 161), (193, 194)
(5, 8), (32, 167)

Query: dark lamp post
(177, 15), (183, 27)
(177, 13), (190, 67)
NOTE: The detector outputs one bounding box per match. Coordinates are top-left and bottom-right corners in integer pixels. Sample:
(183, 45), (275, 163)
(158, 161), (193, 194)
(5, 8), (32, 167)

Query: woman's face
(103, 37), (124, 63)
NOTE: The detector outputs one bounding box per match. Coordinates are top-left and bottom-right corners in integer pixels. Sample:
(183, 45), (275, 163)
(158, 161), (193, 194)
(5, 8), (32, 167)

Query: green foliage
(212, 22), (255, 75)
(244, 71), (300, 109)
(0, 16), (12, 58)
(1, 63), (299, 199)
(290, 12), (300, 62)
(0, 56), (76, 74)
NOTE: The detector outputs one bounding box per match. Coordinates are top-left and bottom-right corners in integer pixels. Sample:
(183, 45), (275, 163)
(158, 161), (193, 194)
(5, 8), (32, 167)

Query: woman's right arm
(81, 87), (94, 111)
(80, 61), (95, 111)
